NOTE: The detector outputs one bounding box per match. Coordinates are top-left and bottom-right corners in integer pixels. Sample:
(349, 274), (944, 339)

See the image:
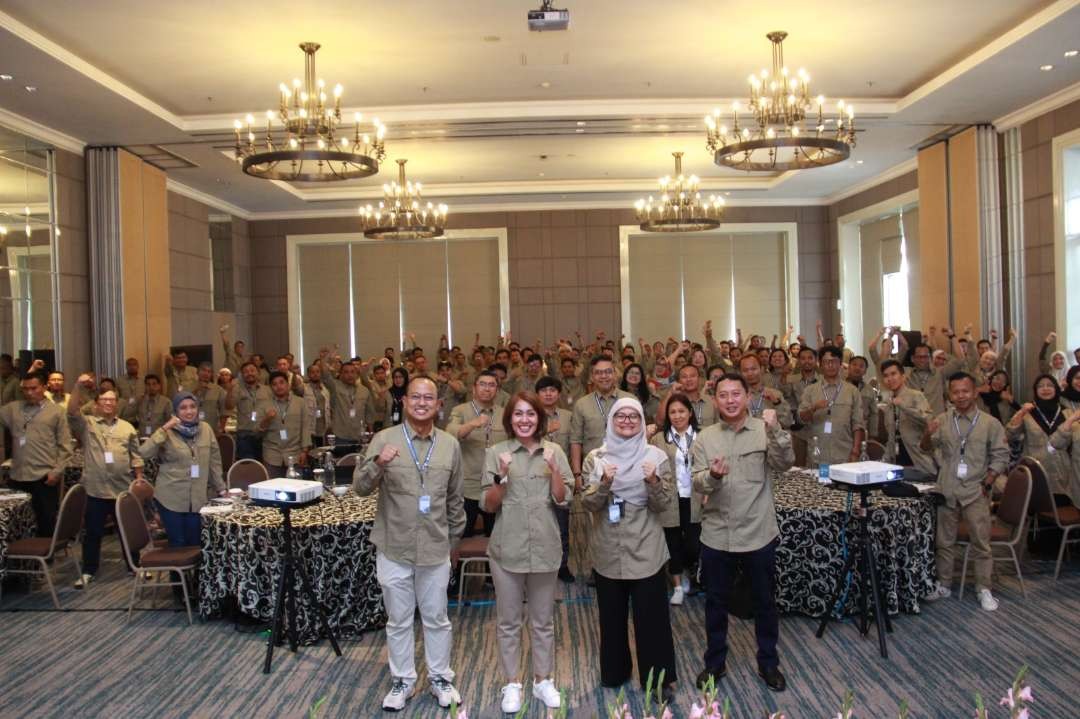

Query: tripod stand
(815, 484), (894, 658)
(260, 501), (343, 673)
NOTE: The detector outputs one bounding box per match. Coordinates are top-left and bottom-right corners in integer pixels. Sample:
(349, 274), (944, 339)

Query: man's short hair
(948, 371), (976, 388)
(536, 375), (562, 393)
(715, 372), (748, 392)
(268, 371), (288, 384)
(818, 346), (843, 362)
(590, 355), (614, 368)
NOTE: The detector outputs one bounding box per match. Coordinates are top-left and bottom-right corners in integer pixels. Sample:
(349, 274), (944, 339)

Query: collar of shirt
(404, 420), (434, 440)
(719, 418), (750, 433)
(507, 437), (542, 454)
(954, 406), (979, 421)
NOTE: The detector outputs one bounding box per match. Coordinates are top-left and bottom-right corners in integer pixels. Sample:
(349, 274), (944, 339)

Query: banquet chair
(864, 439), (886, 461)
(453, 535), (492, 616)
(129, 478), (169, 549)
(1, 484), (86, 609)
(115, 491), (201, 624)
(335, 452), (362, 468)
(334, 453), (362, 484)
(1022, 456), (1080, 580)
(957, 466), (1031, 598)
(227, 459), (269, 492)
(217, 433), (236, 474)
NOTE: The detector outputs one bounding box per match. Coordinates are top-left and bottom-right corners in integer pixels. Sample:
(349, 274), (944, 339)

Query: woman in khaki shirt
(138, 392), (225, 546)
(1006, 375), (1072, 497)
(480, 391), (572, 714)
(581, 397), (676, 701)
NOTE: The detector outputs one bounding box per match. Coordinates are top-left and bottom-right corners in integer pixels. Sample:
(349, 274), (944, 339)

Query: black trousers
(24, 476), (59, 538)
(463, 497), (495, 538)
(663, 497), (701, 576)
(594, 569), (677, 688)
(700, 539), (780, 672)
(554, 505), (570, 570)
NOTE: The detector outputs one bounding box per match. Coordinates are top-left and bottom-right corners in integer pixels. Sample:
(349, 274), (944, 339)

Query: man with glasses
(569, 356), (633, 490)
(903, 338), (964, 416)
(447, 370), (507, 538)
(798, 346), (866, 465)
(354, 376), (465, 712)
(659, 364), (717, 428)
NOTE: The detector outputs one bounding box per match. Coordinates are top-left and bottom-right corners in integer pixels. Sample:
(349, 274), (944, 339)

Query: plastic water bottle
(812, 436), (829, 484)
(326, 433), (336, 448)
(324, 449), (336, 485)
(859, 443), (870, 462)
(286, 455), (299, 479)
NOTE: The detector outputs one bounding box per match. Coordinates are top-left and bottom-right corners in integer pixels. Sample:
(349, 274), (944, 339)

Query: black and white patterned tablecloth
(199, 493), (386, 643)
(774, 469), (935, 617)
(0, 493), (37, 579)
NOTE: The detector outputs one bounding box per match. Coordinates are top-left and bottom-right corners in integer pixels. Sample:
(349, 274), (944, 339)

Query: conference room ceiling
(0, 0), (1078, 216)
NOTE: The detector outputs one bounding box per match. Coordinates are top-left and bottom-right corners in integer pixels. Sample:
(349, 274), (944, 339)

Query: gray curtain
(1003, 128), (1026, 398)
(87, 147), (124, 377)
(976, 125), (1004, 338)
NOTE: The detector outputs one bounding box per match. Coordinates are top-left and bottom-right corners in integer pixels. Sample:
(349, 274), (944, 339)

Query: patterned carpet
(1, 524), (1078, 719)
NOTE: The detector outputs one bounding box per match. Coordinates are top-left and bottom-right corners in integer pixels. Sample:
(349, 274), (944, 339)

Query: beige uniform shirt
(650, 430), (703, 526)
(748, 387), (792, 429)
(446, 401), (507, 501)
(304, 382), (332, 438)
(927, 407), (1010, 509)
(221, 337), (244, 374)
(581, 451), (672, 580)
(1049, 422), (1080, 507)
(784, 373), (820, 438)
(0, 400), (73, 482)
(557, 375), (586, 410)
(165, 364), (199, 398)
(46, 391), (70, 412)
(135, 394), (172, 438)
(691, 417), (795, 553)
(480, 439), (573, 573)
(880, 386), (936, 476)
(906, 357), (963, 416)
(0, 374), (19, 405)
(194, 383), (228, 431)
(799, 380), (866, 465)
(68, 413), (142, 499)
(353, 422), (466, 566)
(851, 380), (880, 440)
(258, 394), (313, 466)
(569, 390), (634, 456)
(543, 407), (572, 457)
(324, 376), (375, 440)
(138, 424), (224, 513)
(1009, 412), (1072, 497)
(233, 382), (271, 433)
(115, 375), (144, 423)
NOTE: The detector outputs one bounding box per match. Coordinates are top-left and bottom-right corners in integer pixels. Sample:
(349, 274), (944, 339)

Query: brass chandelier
(360, 160), (449, 239)
(704, 31), (856, 172)
(233, 42), (387, 182)
(634, 152), (725, 232)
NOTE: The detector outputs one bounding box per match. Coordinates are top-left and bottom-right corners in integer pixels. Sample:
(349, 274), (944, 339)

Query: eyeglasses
(407, 394), (437, 403)
(612, 412), (641, 424)
(593, 368), (615, 376)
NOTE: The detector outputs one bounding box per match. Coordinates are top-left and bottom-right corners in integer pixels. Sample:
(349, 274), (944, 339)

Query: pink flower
(662, 708), (673, 719)
(689, 704), (706, 719)
(456, 710), (468, 719)
(1018, 686), (1033, 702)
(1017, 709), (1030, 719)
(1000, 688), (1016, 709)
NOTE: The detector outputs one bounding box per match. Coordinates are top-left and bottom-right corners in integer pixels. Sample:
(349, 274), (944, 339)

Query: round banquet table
(0, 490), (37, 580)
(199, 493), (386, 643)
(773, 469), (936, 617)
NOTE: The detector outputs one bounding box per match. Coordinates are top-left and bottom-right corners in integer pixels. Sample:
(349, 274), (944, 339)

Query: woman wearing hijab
(581, 397), (676, 700)
(1005, 374), (1072, 498)
(1039, 332), (1071, 389)
(649, 393), (702, 606)
(1061, 366), (1080, 414)
(385, 367), (409, 426)
(138, 391), (225, 546)
(978, 370), (1020, 426)
(480, 391), (573, 714)
(620, 362), (659, 424)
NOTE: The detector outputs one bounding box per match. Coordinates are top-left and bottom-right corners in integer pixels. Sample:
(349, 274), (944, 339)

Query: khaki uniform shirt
(557, 375), (586, 410)
(581, 451), (672, 580)
(324, 376), (375, 440)
(0, 400), (72, 482)
(135, 395), (172, 438)
(232, 382), (271, 433)
(138, 424), (224, 513)
(304, 382), (332, 438)
(116, 375), (144, 423)
(436, 380), (466, 429)
(46, 391), (70, 412)
(68, 413), (142, 499)
(194, 383), (228, 432)
(650, 430), (703, 526)
(928, 407), (1010, 508)
(0, 374), (19, 405)
(480, 439), (573, 573)
(880, 386), (936, 476)
(784, 373), (820, 438)
(353, 422), (466, 566)
(364, 376), (392, 426)
(1010, 412), (1072, 496)
(221, 337), (244, 374)
(799, 380), (866, 465)
(1049, 422), (1080, 507)
(569, 390), (634, 456)
(446, 401), (507, 501)
(258, 394), (313, 466)
(906, 357), (963, 416)
(543, 407), (572, 457)
(851, 380), (880, 441)
(691, 417), (795, 552)
(747, 387), (792, 429)
(165, 364), (199, 398)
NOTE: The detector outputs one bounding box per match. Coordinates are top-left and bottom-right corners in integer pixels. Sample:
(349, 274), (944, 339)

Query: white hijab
(589, 397), (668, 506)
(1050, 351), (1069, 386)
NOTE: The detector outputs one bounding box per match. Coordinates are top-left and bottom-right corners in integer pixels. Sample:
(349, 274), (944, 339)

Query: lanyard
(749, 390), (765, 416)
(273, 397), (289, 424)
(21, 402), (43, 431)
(595, 393), (613, 418)
(1034, 404), (1061, 433)
(402, 424), (437, 488)
(822, 383), (841, 416)
(952, 410), (980, 457)
(669, 428), (694, 467)
(470, 401), (492, 444)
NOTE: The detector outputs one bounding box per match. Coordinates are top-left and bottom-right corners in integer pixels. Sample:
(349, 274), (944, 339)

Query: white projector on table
(248, 478), (323, 504)
(528, 6), (569, 31)
(828, 461), (904, 485)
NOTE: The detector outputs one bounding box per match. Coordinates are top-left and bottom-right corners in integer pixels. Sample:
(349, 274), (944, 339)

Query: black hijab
(979, 370), (1015, 423)
(1062, 365), (1080, 405)
(389, 367), (409, 401)
(1031, 374), (1065, 436)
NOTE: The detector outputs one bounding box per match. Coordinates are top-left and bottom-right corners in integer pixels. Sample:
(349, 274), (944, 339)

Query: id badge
(104, 451), (115, 464)
(18, 436), (26, 447)
(128, 397), (135, 405)
(957, 461), (968, 479)
(607, 500), (622, 524)
(1047, 444), (1056, 455)
(190, 464), (200, 478)
(315, 409), (322, 418)
(279, 429), (288, 440)
(349, 408), (357, 418)
(143, 425), (152, 436)
(250, 411), (257, 422)
(823, 420), (833, 435)
(418, 494), (431, 514)
(198, 411), (206, 421)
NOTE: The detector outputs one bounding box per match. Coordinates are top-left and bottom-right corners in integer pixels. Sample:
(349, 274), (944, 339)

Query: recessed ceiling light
(576, 121), (586, 126)
(539, 81), (551, 88)
(856, 159), (864, 165)
(0, 74), (12, 81)
(724, 192), (731, 196)
(1065, 50), (1079, 58)
(24, 85), (36, 92)
(1040, 64), (1054, 71)
(575, 128), (584, 133)
(538, 172), (545, 177)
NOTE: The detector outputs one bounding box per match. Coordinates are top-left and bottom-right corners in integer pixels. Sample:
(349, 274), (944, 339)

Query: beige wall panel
(948, 127), (981, 330)
(916, 143), (950, 329)
(141, 163), (170, 371)
(118, 151), (147, 369)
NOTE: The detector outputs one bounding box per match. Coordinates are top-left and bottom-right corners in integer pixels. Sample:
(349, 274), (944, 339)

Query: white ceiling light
(0, 74), (12, 81)
(1065, 50), (1078, 58)
(1039, 64), (1054, 71)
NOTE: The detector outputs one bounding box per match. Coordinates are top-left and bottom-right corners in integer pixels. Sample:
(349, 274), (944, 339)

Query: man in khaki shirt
(570, 356), (634, 488)
(45, 369), (70, 410)
(193, 363), (228, 433)
(738, 354), (792, 428)
(921, 371), (1009, 611)
(660, 364), (718, 429)
(0, 372), (73, 536)
(536, 375), (574, 582)
(691, 373), (794, 693)
(0, 354), (19, 405)
(553, 356), (584, 410)
(904, 340), (964, 416)
(446, 370), (507, 538)
(878, 360), (936, 477)
(67, 375), (143, 587)
(135, 374), (172, 440)
(164, 351), (199, 398)
(116, 357), (144, 424)
(353, 376), (465, 712)
(219, 325), (246, 374)
(798, 346), (866, 466)
(304, 363), (332, 446)
(324, 361), (376, 444)
(846, 356), (880, 441)
(258, 371), (313, 477)
(783, 346), (819, 465)
(225, 361), (271, 460)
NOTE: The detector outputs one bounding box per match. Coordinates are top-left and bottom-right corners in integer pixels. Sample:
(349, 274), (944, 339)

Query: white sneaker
(532, 678), (561, 709)
(977, 589), (999, 612)
(73, 573), (94, 590)
(924, 583), (951, 602)
(429, 676), (461, 708)
(500, 682), (523, 713)
(381, 679), (414, 711)
(669, 586), (684, 606)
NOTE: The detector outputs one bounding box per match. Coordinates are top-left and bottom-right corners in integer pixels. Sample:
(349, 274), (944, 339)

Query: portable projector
(528, 5), (570, 31)
(248, 478), (324, 504)
(827, 461), (904, 486)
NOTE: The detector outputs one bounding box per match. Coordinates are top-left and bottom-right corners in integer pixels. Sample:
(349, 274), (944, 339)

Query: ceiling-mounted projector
(528, 1), (569, 31)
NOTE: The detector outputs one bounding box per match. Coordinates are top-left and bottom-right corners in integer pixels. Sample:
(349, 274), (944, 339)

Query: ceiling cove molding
(0, 106), (85, 155)
(0, 9), (186, 131)
(992, 80), (1080, 131)
(822, 157), (918, 205)
(896, 0), (1080, 113)
(165, 178), (253, 220)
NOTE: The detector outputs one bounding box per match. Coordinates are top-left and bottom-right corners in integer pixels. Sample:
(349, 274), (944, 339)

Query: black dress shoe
(758, 666), (786, 692)
(695, 666), (726, 690)
(557, 566), (574, 583)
